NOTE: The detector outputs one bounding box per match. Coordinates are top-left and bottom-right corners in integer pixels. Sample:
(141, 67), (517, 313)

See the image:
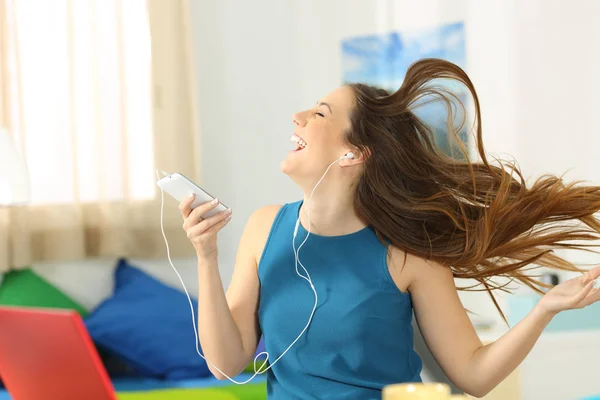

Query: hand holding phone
(179, 195), (232, 259)
(156, 173), (229, 218)
(157, 172), (232, 259)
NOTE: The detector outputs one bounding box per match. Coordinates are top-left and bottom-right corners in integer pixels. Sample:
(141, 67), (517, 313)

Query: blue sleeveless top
(257, 201), (422, 399)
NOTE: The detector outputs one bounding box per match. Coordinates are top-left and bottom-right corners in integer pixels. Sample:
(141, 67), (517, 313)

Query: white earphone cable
(156, 154), (347, 384)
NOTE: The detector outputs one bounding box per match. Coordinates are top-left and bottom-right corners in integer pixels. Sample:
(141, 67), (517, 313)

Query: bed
(0, 259), (268, 400)
(0, 374), (267, 400)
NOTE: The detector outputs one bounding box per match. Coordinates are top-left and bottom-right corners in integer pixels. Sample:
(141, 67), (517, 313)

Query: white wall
(515, 0), (600, 184)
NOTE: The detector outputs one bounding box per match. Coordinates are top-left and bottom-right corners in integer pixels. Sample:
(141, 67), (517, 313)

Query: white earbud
(341, 152), (354, 160)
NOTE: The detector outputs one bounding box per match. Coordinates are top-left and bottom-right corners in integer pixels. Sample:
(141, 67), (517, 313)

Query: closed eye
(316, 112), (325, 117)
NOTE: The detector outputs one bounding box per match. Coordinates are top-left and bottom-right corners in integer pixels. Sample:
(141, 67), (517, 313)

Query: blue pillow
(85, 259), (210, 380)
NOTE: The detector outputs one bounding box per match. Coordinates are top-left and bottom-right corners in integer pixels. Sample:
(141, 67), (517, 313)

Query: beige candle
(382, 383), (451, 399)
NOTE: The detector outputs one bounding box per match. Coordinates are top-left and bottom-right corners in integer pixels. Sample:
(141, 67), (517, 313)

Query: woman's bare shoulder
(246, 205), (283, 263)
(386, 245), (450, 293)
(250, 205), (283, 223)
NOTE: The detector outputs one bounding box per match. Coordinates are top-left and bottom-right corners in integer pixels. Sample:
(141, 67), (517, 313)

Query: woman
(179, 59), (600, 399)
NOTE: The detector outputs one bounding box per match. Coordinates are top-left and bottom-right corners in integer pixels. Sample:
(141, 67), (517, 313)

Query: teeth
(291, 135), (307, 148)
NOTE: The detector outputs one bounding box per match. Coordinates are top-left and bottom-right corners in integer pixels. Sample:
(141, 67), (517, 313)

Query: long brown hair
(347, 58), (600, 318)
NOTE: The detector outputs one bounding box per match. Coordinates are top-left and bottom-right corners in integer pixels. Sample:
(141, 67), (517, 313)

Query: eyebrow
(316, 101), (333, 115)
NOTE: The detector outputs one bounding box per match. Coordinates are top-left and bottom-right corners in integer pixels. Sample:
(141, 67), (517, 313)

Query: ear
(339, 148), (368, 167)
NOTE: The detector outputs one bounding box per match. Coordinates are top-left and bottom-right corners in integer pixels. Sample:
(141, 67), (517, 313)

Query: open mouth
(291, 134), (307, 152)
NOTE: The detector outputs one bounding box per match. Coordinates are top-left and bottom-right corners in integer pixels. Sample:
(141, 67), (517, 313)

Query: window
(4, 0), (154, 205)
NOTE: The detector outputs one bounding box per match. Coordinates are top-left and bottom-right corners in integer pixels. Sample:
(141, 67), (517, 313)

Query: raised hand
(537, 265), (600, 315)
(179, 195), (232, 260)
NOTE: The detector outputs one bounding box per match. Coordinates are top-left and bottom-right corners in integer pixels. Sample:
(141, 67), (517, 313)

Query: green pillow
(117, 388), (237, 400)
(0, 268), (87, 316)
(116, 384), (267, 400)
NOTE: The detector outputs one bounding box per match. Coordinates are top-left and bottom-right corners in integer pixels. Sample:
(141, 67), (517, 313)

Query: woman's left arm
(405, 255), (600, 398)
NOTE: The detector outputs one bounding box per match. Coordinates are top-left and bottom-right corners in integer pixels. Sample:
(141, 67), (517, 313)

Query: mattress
(0, 373), (267, 400)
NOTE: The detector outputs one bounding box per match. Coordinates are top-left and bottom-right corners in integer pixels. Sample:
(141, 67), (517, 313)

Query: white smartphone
(156, 172), (229, 218)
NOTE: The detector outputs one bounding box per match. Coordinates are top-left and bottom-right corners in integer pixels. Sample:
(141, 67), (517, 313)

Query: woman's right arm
(179, 196), (280, 379)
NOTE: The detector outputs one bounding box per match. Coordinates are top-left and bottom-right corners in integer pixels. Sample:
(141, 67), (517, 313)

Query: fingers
(185, 208), (232, 239)
(188, 198), (221, 223)
(179, 194), (196, 219)
(569, 280), (595, 308)
(181, 197), (221, 229)
(579, 287), (600, 308)
(586, 265), (600, 281)
(204, 213), (233, 235)
(578, 265), (600, 285)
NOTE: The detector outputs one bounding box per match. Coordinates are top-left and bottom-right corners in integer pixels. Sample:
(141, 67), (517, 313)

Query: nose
(292, 111), (307, 127)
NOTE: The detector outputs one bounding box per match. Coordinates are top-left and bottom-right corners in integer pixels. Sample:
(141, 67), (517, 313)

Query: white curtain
(0, 0), (200, 271)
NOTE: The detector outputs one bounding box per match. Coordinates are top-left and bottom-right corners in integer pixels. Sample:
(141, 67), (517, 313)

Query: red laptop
(0, 306), (117, 400)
